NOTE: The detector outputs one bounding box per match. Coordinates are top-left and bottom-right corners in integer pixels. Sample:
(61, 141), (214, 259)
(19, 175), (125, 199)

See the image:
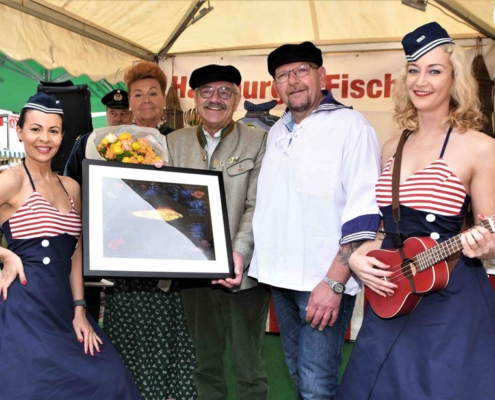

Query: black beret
(402, 22), (454, 62)
(101, 89), (129, 109)
(268, 41), (323, 77)
(189, 65), (242, 89)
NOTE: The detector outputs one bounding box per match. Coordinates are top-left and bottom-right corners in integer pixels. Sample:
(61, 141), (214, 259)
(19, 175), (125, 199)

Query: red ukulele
(365, 218), (495, 319)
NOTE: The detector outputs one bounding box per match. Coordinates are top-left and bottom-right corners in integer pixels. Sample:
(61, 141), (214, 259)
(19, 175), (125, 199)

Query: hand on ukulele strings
(460, 214), (495, 259)
(349, 251), (397, 298)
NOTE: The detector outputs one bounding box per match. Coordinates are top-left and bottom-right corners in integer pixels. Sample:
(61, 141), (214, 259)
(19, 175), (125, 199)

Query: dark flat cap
(268, 41), (323, 76)
(189, 65), (242, 89)
(23, 92), (63, 115)
(402, 22), (454, 62)
(101, 89), (129, 109)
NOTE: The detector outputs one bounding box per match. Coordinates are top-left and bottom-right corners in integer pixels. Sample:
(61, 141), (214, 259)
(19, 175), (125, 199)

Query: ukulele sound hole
(401, 259), (417, 278)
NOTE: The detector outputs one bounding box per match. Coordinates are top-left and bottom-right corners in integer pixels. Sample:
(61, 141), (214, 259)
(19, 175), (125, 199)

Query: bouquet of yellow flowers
(87, 125), (169, 165)
(97, 132), (161, 164)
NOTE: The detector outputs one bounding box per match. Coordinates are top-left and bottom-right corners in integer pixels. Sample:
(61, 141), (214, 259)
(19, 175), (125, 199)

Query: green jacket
(167, 121), (267, 291)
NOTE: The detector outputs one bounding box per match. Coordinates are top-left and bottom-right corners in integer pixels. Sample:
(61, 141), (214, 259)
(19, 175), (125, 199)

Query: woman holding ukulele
(337, 23), (495, 399)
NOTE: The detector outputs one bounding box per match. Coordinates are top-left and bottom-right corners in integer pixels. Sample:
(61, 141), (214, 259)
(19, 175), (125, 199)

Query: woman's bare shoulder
(58, 175), (81, 199)
(459, 129), (495, 157)
(469, 128), (495, 144)
(451, 130), (495, 181)
(0, 165), (27, 206)
(381, 135), (401, 163)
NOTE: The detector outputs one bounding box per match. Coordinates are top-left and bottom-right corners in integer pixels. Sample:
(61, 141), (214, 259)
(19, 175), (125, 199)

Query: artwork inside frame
(82, 159), (234, 278)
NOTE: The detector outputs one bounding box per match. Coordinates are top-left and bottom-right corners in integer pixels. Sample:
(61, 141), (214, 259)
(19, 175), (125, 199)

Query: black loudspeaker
(38, 81), (93, 174)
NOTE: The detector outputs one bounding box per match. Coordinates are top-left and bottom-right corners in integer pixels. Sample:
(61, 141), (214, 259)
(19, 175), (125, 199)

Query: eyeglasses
(196, 85), (238, 100)
(274, 64), (318, 83)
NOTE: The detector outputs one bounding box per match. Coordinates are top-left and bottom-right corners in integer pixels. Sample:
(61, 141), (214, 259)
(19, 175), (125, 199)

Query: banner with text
(161, 46), (494, 145)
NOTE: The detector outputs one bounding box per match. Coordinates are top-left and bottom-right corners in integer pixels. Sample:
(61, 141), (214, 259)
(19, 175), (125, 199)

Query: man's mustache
(202, 101), (227, 110)
(288, 84), (309, 94)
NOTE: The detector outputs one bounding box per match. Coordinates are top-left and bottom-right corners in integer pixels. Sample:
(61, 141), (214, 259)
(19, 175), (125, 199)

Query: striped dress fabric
(375, 158), (467, 216)
(9, 191), (81, 239)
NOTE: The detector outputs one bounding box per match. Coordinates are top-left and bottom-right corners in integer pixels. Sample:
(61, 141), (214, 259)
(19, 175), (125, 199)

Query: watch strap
(323, 277), (346, 293)
(74, 299), (87, 308)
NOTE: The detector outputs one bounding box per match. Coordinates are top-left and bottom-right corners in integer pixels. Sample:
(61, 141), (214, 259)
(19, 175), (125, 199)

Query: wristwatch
(323, 277), (346, 294)
(73, 299), (87, 308)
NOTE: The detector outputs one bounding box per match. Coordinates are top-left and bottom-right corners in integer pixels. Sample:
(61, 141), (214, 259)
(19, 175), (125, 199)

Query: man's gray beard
(288, 97), (311, 114)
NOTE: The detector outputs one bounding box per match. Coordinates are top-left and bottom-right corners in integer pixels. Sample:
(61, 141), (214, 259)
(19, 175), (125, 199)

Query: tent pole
(0, 55), (42, 81)
(43, 69), (51, 82)
(157, 0), (213, 58)
(53, 72), (73, 83)
(99, 80), (114, 92)
(434, 0), (495, 40)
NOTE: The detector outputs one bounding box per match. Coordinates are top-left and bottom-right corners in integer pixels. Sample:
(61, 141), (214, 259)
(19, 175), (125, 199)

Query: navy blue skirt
(0, 224), (142, 400)
(337, 206), (495, 399)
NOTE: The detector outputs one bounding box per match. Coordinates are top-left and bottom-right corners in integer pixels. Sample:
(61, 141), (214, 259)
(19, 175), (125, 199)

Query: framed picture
(82, 159), (234, 278)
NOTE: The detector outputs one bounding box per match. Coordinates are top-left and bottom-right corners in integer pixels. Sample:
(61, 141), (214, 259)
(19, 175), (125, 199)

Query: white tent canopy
(0, 0), (494, 83)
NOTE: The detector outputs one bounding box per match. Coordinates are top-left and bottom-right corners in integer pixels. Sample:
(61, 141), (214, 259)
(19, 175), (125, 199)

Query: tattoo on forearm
(337, 241), (365, 267)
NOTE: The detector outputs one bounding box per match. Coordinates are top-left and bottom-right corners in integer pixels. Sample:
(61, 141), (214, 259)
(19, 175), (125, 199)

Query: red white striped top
(375, 158), (467, 216)
(9, 191), (82, 239)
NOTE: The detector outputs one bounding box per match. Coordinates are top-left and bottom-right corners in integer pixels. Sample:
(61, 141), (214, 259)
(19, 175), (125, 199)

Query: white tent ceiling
(0, 0), (494, 83)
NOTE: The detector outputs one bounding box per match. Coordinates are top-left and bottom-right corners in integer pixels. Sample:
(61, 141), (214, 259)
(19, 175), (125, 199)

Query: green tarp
(0, 51), (126, 128)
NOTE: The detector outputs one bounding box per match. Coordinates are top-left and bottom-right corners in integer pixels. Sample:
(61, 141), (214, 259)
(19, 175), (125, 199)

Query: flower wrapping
(84, 125), (171, 291)
(85, 125), (169, 164)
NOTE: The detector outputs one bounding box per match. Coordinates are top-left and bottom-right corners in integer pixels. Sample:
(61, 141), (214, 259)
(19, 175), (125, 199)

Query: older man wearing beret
(249, 42), (381, 399)
(167, 64), (271, 400)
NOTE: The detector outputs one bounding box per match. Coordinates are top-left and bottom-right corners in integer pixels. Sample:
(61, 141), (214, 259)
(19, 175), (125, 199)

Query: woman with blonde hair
(337, 22), (495, 399)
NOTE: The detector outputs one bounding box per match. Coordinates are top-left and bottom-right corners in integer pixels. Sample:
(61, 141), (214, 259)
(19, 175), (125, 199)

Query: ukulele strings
(379, 258), (442, 285)
(375, 219), (491, 286)
(381, 238), (459, 285)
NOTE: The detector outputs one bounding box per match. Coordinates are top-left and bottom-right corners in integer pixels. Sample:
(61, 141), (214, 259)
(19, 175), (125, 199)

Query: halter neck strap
(22, 160), (36, 190)
(439, 126), (454, 158)
(22, 159), (70, 198)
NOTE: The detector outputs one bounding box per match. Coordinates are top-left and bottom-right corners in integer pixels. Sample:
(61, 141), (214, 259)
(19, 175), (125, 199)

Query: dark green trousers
(181, 284), (271, 400)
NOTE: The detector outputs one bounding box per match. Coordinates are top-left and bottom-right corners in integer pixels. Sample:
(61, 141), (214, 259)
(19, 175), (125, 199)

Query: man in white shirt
(250, 41), (381, 399)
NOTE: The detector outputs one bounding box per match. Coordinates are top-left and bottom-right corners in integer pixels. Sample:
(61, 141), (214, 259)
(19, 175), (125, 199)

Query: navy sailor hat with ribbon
(402, 22), (454, 62)
(23, 92), (64, 115)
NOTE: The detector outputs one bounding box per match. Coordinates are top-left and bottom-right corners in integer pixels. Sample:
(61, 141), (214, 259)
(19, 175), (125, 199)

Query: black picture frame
(82, 159), (234, 278)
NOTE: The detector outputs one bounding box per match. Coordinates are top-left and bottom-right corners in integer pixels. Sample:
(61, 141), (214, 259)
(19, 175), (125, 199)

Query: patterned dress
(337, 131), (495, 399)
(102, 179), (200, 399)
(65, 123), (197, 399)
(104, 280), (197, 400)
(0, 163), (142, 399)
